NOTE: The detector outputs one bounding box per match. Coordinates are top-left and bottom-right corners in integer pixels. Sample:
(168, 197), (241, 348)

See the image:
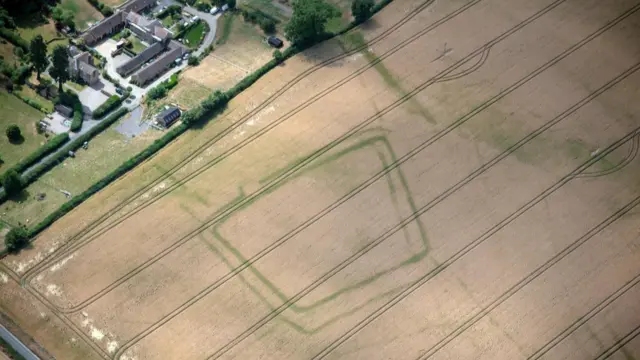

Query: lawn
(0, 91), (47, 171)
(128, 35), (148, 53)
(161, 15), (177, 29)
(17, 21), (68, 55)
(183, 21), (207, 49)
(215, 12), (236, 45)
(15, 86), (55, 113)
(240, 0), (290, 23)
(0, 42), (20, 66)
(101, 0), (128, 6)
(0, 113), (164, 225)
(59, 0), (104, 31)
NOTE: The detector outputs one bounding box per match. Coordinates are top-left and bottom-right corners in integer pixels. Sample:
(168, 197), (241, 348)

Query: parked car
(209, 6), (219, 14)
(192, 16), (199, 22)
(221, 4), (229, 11)
(267, 36), (283, 48)
(115, 87), (124, 95)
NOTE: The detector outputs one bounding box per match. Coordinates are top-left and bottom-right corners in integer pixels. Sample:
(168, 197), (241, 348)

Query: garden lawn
(0, 114), (163, 225)
(0, 91), (47, 170)
(17, 21), (67, 55)
(59, 0), (104, 31)
(183, 21), (206, 49)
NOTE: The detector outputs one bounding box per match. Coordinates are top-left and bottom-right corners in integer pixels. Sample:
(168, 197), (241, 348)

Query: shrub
(13, 133), (69, 173)
(5, 226), (28, 253)
(16, 94), (44, 112)
(351, 0), (374, 24)
(196, 2), (211, 12)
(0, 28), (28, 52)
(145, 74), (179, 103)
(259, 18), (276, 34)
(187, 55), (199, 66)
(1, 169), (23, 197)
(273, 49), (283, 62)
(5, 124), (21, 142)
(93, 95), (123, 119)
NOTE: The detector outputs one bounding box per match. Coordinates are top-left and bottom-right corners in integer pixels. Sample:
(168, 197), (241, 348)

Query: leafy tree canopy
(284, 0), (340, 45)
(351, 0), (374, 23)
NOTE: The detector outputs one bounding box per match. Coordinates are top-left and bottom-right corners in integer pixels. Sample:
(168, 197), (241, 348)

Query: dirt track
(1, 0), (640, 359)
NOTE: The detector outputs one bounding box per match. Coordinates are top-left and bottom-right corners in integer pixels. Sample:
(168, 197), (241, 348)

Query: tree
(4, 226), (28, 253)
(5, 124), (21, 143)
(260, 18), (276, 34)
(1, 169), (23, 198)
(351, 0), (374, 24)
(29, 35), (48, 80)
(284, 0), (340, 45)
(227, 0), (236, 9)
(52, 6), (75, 30)
(50, 45), (70, 92)
(187, 55), (199, 66)
(273, 49), (283, 62)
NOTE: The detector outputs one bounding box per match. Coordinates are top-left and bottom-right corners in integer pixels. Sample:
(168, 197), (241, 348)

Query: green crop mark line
(206, 134), (427, 318)
(20, 0), (451, 288)
(338, 30), (437, 124)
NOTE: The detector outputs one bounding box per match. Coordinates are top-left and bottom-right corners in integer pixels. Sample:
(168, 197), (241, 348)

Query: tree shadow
(8, 135), (25, 145)
(359, 17), (382, 32)
(6, 188), (30, 203)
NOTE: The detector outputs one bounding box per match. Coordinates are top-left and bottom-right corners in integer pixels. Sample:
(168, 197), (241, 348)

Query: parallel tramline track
(111, 6), (640, 360)
(528, 272), (640, 359)
(48, 0), (640, 315)
(17, 0), (470, 283)
(33, 0), (570, 314)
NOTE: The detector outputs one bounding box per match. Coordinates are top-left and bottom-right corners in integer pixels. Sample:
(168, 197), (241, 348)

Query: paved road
(0, 325), (39, 360)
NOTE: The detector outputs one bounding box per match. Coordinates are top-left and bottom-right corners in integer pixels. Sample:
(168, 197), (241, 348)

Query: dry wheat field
(1, 0), (640, 359)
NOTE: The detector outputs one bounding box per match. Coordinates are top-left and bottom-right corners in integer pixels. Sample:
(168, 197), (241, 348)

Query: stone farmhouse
(68, 46), (100, 85)
(80, 0), (185, 86)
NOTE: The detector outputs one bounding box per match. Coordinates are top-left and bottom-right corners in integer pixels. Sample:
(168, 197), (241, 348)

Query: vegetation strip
(2, 0), (401, 249)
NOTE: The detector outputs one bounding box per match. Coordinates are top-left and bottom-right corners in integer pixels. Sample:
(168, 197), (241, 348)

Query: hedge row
(93, 95), (123, 119)
(146, 73), (179, 103)
(15, 0), (398, 242)
(87, 0), (114, 17)
(22, 108), (129, 187)
(0, 27), (28, 51)
(56, 90), (84, 131)
(30, 111), (185, 238)
(14, 93), (47, 113)
(13, 133), (70, 174)
(70, 101), (83, 132)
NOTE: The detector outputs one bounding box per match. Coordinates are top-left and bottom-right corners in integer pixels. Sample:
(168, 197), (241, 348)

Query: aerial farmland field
(1, 0), (640, 359)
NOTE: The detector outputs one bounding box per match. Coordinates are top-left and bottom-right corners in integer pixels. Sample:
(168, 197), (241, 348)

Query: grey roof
(131, 41), (185, 85)
(157, 107), (180, 124)
(55, 104), (73, 117)
(121, 0), (156, 13)
(81, 12), (126, 44)
(69, 46), (81, 57)
(79, 62), (99, 76)
(116, 42), (164, 76)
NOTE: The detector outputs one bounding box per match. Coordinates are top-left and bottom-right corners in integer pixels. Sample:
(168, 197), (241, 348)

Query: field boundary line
(48, 0), (580, 316)
(576, 133), (640, 178)
(18, 0), (471, 283)
(210, 65), (640, 360)
(592, 324), (640, 360)
(108, 0), (581, 356)
(309, 60), (640, 359)
(529, 272), (640, 359)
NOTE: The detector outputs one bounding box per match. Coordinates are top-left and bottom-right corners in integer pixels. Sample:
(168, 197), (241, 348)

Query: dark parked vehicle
(267, 36), (283, 48)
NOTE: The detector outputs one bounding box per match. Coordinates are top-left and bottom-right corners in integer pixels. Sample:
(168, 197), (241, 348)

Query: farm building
(156, 106), (181, 128)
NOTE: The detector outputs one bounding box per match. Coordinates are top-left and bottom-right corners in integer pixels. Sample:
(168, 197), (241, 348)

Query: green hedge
(0, 27), (28, 51)
(22, 108), (128, 187)
(146, 73), (179, 103)
(70, 101), (83, 132)
(13, 133), (70, 174)
(15, 93), (46, 113)
(56, 90), (84, 131)
(93, 95), (123, 119)
(12, 0), (398, 242)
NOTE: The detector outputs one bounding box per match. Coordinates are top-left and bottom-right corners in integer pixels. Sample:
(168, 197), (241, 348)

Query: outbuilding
(156, 106), (181, 128)
(267, 36), (283, 48)
(55, 104), (74, 118)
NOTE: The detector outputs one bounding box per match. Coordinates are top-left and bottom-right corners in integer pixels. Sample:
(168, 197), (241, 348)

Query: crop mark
(212, 66), (640, 360)
(593, 323), (640, 360)
(33, 0), (581, 315)
(17, 0), (632, 358)
(528, 272), (640, 359)
(18, 0), (456, 283)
